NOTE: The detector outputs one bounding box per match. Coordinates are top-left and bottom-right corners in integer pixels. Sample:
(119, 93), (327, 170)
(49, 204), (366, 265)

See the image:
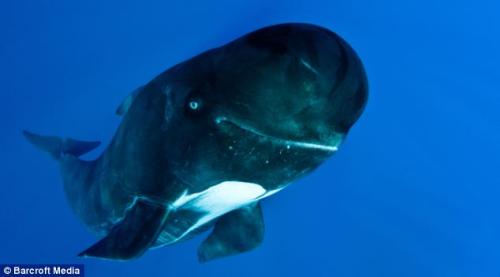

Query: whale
(24, 23), (368, 262)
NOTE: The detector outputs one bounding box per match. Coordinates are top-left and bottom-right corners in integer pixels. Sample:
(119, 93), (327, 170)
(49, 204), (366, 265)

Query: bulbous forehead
(154, 23), (367, 137)
(210, 23), (368, 132)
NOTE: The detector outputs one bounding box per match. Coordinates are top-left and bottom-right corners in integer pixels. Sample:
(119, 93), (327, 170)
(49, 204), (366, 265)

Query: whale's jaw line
(215, 116), (342, 153)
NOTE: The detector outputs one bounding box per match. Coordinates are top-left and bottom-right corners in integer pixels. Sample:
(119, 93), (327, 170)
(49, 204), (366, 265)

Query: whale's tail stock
(22, 130), (101, 160)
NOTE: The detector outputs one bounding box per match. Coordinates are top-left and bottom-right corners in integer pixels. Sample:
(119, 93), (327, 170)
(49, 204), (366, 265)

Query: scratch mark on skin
(300, 58), (319, 75)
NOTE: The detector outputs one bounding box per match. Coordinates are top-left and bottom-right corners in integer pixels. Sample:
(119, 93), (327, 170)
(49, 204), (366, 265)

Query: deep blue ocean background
(1, 0), (499, 276)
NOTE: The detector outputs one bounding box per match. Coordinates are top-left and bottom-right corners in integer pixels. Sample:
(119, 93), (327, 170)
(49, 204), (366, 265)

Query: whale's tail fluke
(23, 130), (101, 160)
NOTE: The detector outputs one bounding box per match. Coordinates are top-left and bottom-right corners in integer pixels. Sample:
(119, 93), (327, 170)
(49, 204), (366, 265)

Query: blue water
(1, 1), (499, 276)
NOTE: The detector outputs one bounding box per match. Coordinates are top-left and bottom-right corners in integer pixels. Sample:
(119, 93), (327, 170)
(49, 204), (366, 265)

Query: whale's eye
(188, 100), (200, 110)
(185, 97), (204, 116)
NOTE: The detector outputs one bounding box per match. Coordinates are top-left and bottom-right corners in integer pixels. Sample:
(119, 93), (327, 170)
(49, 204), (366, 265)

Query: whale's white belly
(173, 181), (265, 235)
(155, 181), (283, 246)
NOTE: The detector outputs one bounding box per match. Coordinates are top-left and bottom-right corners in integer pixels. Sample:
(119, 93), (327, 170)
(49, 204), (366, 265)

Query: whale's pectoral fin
(78, 198), (168, 260)
(116, 85), (143, 116)
(197, 202), (264, 262)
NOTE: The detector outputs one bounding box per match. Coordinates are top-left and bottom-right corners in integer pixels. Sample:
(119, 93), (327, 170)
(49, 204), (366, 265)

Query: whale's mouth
(215, 116), (342, 153)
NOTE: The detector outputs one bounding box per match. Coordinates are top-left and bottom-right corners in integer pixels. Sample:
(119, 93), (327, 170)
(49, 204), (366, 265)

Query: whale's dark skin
(24, 23), (368, 262)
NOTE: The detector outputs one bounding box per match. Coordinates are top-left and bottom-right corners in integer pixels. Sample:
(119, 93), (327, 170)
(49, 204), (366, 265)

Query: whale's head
(163, 23), (368, 189)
